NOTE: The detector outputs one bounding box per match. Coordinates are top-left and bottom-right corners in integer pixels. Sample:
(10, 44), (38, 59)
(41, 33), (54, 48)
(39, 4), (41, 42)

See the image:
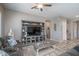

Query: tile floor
(44, 39), (79, 56)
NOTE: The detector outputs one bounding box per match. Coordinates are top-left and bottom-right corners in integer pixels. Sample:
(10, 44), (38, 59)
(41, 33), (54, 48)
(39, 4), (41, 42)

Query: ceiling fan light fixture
(40, 8), (43, 11)
(37, 4), (43, 8)
(31, 3), (52, 11)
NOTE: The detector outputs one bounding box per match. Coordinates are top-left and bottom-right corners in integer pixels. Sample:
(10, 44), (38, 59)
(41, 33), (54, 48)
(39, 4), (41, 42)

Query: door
(77, 21), (79, 39)
(67, 21), (71, 40)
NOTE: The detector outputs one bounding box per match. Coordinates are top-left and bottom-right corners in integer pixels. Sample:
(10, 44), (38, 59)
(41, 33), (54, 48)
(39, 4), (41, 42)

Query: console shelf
(21, 21), (45, 45)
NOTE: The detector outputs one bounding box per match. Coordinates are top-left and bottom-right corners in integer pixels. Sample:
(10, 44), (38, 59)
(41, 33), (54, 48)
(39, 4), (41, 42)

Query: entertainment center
(21, 21), (45, 45)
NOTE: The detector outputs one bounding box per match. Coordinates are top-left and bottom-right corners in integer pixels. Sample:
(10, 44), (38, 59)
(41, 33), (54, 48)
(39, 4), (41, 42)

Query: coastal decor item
(8, 28), (14, 37)
(7, 28), (17, 47)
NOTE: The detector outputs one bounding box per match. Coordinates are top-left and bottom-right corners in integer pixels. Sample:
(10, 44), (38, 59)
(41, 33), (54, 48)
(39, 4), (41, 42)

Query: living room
(0, 3), (79, 56)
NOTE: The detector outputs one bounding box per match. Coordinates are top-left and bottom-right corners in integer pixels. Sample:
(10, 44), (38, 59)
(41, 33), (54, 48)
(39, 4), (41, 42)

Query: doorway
(67, 21), (77, 40)
(77, 21), (79, 39)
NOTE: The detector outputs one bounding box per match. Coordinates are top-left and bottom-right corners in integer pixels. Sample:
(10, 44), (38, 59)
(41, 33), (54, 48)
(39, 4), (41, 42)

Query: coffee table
(34, 40), (57, 55)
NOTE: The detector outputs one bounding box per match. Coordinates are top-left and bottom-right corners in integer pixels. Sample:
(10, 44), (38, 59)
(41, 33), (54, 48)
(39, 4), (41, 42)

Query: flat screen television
(27, 26), (41, 36)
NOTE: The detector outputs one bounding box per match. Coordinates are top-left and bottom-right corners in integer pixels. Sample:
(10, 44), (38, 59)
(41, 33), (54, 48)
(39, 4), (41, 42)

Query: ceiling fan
(31, 3), (52, 11)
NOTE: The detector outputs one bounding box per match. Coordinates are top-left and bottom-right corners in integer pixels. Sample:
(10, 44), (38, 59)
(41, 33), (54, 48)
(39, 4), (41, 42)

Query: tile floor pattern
(3, 39), (79, 56)
(39, 39), (79, 56)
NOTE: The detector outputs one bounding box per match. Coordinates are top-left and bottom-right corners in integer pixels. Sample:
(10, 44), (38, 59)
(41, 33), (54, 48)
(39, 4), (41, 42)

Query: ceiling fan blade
(43, 4), (52, 7)
(31, 6), (37, 9)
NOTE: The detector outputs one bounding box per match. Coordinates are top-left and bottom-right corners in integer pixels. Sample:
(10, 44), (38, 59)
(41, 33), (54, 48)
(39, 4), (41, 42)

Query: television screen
(27, 26), (41, 36)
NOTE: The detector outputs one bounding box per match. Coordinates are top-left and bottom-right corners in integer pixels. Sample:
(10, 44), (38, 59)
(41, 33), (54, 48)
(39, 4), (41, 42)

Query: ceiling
(2, 3), (79, 20)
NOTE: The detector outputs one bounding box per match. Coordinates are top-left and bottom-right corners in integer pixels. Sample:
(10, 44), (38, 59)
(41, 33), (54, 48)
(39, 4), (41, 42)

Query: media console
(21, 21), (45, 45)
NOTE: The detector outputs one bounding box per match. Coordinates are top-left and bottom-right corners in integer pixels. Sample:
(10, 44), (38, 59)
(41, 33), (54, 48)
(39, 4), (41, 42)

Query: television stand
(21, 21), (45, 45)
(27, 36), (45, 44)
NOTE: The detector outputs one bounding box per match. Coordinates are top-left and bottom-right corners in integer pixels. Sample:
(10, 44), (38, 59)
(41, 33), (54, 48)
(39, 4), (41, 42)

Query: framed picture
(54, 23), (56, 31)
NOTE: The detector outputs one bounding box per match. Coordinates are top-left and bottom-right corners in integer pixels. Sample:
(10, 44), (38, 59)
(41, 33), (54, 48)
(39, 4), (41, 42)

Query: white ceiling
(2, 3), (79, 20)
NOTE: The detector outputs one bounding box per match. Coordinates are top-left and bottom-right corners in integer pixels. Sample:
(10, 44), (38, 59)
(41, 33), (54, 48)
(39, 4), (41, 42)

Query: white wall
(4, 9), (45, 40)
(0, 9), (1, 37)
(0, 5), (4, 37)
(62, 19), (67, 40)
(50, 18), (67, 41)
(4, 9), (68, 42)
(51, 21), (62, 41)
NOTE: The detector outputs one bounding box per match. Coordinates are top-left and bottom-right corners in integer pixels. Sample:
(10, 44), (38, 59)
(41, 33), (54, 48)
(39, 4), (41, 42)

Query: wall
(4, 9), (45, 40)
(50, 17), (67, 41)
(0, 7), (1, 37)
(0, 5), (4, 37)
(62, 19), (67, 40)
(51, 20), (62, 41)
(4, 9), (68, 42)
